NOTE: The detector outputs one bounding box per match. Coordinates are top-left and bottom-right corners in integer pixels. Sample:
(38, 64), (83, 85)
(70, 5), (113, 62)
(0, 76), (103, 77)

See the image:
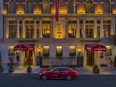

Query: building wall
(0, 0), (3, 39)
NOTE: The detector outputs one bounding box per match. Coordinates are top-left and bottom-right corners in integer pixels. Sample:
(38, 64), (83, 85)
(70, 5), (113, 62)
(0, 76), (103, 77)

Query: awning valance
(85, 44), (107, 51)
(14, 44), (34, 51)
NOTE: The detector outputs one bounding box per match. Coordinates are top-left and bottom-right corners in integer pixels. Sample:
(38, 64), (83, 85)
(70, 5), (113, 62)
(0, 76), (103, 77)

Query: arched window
(25, 0), (33, 13)
(8, 0), (16, 14)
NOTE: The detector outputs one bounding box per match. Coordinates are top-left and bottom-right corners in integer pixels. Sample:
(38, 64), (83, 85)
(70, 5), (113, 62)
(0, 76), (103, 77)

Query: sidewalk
(99, 67), (116, 75)
(0, 65), (116, 75)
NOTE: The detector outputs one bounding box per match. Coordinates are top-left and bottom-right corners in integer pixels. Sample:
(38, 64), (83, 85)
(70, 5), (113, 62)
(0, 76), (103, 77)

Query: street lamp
(38, 48), (42, 67)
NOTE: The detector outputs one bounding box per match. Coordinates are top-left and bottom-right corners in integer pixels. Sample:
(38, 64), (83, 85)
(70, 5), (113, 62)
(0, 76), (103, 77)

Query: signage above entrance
(14, 44), (34, 51)
(85, 44), (107, 51)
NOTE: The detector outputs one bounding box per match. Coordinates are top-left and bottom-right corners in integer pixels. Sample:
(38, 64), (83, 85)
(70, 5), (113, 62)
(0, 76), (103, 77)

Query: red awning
(85, 44), (107, 51)
(14, 44), (34, 51)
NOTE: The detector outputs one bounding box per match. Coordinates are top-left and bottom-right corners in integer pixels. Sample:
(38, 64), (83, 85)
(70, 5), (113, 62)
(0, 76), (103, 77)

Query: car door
(49, 68), (59, 79)
(58, 68), (68, 79)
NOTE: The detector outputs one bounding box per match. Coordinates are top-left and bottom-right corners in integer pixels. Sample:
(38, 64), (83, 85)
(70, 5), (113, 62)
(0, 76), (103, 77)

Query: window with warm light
(68, 21), (77, 38)
(77, 3), (86, 14)
(42, 21), (51, 38)
(16, 4), (24, 14)
(25, 20), (34, 38)
(34, 5), (41, 14)
(43, 46), (49, 57)
(8, 20), (17, 38)
(56, 46), (63, 56)
(95, 3), (103, 14)
(8, 46), (15, 56)
(85, 20), (94, 38)
(69, 46), (76, 56)
(105, 46), (112, 56)
(54, 22), (65, 39)
(103, 20), (111, 38)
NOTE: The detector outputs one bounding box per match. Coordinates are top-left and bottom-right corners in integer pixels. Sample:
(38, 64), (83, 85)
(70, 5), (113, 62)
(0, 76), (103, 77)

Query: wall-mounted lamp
(78, 48), (82, 56)
(38, 48), (41, 56)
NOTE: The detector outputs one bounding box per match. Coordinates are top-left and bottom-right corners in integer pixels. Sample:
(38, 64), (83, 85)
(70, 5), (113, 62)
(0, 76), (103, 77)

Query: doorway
(77, 56), (83, 67)
(25, 50), (33, 65)
(87, 51), (94, 66)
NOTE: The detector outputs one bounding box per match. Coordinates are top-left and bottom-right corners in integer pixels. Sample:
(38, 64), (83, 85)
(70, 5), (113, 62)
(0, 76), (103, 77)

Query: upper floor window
(42, 0), (50, 13)
(25, 0), (33, 13)
(8, 0), (16, 14)
(68, 21), (77, 38)
(42, 21), (51, 38)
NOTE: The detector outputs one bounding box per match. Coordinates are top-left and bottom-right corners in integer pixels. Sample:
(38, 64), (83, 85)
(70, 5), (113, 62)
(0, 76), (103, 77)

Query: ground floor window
(69, 46), (76, 56)
(43, 46), (49, 57)
(56, 46), (63, 56)
(105, 46), (112, 56)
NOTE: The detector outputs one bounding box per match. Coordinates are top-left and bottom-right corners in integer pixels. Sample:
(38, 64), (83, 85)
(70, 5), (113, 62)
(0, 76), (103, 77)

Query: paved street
(0, 74), (116, 87)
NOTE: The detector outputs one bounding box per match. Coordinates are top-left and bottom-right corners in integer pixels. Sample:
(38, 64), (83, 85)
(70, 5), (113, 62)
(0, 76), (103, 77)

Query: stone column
(94, 20), (97, 38)
(77, 20), (80, 38)
(17, 20), (19, 38)
(34, 20), (37, 38)
(112, 18), (115, 35)
(6, 20), (9, 38)
(83, 20), (86, 38)
(39, 20), (42, 38)
(100, 20), (103, 38)
(65, 20), (68, 38)
(52, 19), (56, 38)
(50, 20), (53, 38)
(22, 20), (25, 38)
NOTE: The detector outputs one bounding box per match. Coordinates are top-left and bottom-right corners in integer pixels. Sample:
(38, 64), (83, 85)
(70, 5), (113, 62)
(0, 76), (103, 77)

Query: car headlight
(39, 73), (42, 75)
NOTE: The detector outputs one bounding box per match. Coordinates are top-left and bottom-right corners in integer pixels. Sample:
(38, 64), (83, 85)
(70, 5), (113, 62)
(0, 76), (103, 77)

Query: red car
(38, 67), (78, 80)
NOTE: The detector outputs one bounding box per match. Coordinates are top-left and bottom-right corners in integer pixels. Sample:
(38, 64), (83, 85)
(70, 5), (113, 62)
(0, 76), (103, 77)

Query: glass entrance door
(87, 51), (94, 65)
(25, 50), (33, 65)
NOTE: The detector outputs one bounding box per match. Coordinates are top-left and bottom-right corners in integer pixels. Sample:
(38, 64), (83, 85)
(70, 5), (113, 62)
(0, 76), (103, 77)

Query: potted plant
(27, 65), (32, 73)
(93, 65), (100, 74)
(0, 52), (3, 72)
(114, 56), (116, 67)
(9, 65), (14, 73)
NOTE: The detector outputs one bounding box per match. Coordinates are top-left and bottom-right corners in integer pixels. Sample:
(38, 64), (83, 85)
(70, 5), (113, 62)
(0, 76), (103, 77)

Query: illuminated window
(8, 46), (15, 56)
(103, 20), (111, 38)
(56, 46), (63, 56)
(95, 3), (103, 14)
(68, 21), (77, 38)
(43, 46), (49, 57)
(69, 46), (76, 56)
(105, 46), (112, 56)
(8, 20), (17, 38)
(25, 20), (34, 38)
(42, 21), (51, 38)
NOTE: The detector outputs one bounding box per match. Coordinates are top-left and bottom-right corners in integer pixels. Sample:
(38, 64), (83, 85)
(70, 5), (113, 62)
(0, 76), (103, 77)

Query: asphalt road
(0, 74), (116, 87)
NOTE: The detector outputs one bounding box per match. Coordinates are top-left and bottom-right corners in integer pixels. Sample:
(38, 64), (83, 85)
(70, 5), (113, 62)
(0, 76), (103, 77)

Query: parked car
(38, 67), (78, 80)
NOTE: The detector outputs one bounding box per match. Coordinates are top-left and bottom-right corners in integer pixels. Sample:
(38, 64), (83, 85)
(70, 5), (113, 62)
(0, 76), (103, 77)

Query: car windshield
(50, 68), (58, 72)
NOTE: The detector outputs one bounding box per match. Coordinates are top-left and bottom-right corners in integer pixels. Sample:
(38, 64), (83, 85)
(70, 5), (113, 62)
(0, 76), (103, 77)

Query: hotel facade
(0, 0), (116, 68)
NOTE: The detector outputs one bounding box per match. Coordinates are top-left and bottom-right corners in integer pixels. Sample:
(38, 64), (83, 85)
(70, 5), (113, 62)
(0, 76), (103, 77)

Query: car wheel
(41, 75), (47, 80)
(66, 75), (72, 80)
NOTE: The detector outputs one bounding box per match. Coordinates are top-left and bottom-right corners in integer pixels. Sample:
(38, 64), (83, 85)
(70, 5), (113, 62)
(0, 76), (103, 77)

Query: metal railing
(42, 57), (77, 66)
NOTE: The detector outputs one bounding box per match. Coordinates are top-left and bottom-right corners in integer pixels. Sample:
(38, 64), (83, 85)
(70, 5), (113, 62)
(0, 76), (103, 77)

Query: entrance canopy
(14, 44), (34, 51)
(85, 44), (106, 51)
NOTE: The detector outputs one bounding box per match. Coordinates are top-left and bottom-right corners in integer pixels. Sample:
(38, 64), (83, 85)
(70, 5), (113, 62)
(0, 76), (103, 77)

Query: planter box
(114, 61), (116, 67)
(93, 68), (100, 74)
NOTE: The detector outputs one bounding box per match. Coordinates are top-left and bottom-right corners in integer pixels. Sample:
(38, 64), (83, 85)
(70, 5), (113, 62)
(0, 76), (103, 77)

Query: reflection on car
(38, 67), (78, 80)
